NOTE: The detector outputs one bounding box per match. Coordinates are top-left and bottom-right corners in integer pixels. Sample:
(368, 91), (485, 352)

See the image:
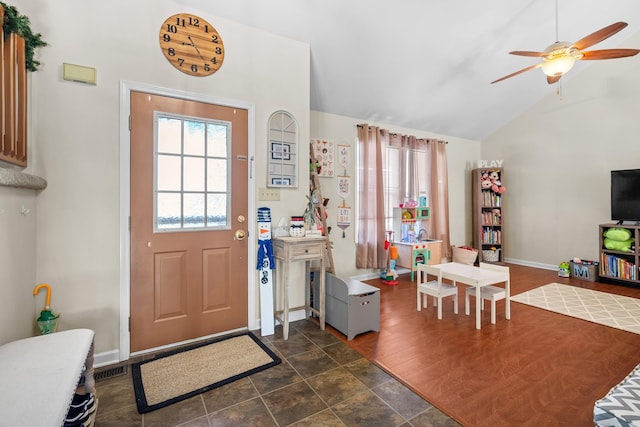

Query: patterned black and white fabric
(594, 364), (640, 426)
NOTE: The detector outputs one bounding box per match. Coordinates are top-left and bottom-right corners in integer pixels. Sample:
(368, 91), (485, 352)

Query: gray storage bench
(594, 363), (640, 426)
(314, 273), (380, 340)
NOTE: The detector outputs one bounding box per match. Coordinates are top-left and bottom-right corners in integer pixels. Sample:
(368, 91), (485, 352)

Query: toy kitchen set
(392, 198), (442, 281)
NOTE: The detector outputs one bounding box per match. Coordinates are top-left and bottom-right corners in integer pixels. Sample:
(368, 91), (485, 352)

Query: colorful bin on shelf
(569, 261), (598, 282)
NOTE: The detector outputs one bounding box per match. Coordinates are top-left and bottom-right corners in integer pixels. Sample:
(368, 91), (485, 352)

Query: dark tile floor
(94, 319), (460, 426)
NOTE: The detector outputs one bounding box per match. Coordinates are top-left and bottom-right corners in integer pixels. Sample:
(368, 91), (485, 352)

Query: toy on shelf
(481, 170), (506, 194)
(403, 199), (418, 208)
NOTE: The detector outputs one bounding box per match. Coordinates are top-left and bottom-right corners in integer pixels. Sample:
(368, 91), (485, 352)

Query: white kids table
(418, 262), (510, 329)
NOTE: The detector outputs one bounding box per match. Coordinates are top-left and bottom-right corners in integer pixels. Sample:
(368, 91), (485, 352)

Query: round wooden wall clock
(159, 13), (225, 77)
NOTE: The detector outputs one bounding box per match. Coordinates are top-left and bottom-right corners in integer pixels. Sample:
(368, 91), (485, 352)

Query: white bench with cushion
(0, 328), (96, 427)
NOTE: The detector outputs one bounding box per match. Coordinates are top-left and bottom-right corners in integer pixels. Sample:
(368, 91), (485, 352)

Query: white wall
(3, 0), (310, 356)
(310, 112), (480, 278)
(482, 31), (640, 268)
(0, 186), (38, 341)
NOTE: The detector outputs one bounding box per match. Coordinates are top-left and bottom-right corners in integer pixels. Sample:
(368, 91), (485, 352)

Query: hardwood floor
(325, 263), (640, 427)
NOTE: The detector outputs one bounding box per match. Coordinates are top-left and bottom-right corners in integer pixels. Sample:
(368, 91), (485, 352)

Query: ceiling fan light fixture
(540, 42), (576, 77)
(492, 21), (636, 84)
(541, 55), (575, 77)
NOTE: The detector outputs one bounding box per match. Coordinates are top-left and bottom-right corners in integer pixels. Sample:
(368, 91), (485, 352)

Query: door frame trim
(118, 80), (257, 361)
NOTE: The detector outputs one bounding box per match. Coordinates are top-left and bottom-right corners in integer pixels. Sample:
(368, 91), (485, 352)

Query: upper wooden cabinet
(1, 5), (28, 167)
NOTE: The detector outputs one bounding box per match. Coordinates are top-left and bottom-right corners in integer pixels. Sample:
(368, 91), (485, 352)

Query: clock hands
(186, 36), (205, 61)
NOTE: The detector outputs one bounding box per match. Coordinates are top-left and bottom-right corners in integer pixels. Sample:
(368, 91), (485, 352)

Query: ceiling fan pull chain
(556, 81), (563, 100)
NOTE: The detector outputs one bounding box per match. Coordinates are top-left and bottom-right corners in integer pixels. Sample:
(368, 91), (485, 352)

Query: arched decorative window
(267, 111), (298, 188)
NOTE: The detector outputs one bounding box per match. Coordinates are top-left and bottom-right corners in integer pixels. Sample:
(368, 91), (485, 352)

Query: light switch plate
(258, 188), (280, 201)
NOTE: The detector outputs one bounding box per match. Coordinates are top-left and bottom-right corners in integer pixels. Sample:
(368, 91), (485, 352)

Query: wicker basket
(482, 249), (501, 262)
(452, 246), (478, 265)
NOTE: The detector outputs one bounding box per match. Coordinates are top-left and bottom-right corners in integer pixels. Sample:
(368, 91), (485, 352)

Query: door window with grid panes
(154, 113), (231, 231)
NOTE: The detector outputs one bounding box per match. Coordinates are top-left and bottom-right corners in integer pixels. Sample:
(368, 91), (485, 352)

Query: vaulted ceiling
(177, 0), (640, 141)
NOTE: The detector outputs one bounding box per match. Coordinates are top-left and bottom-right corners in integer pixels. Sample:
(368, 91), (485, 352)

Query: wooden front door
(129, 91), (248, 352)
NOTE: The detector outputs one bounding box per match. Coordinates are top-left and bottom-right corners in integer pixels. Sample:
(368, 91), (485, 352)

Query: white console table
(0, 328), (95, 427)
(272, 236), (327, 340)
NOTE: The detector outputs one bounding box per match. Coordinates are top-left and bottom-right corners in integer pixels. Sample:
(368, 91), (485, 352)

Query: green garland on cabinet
(1, 2), (47, 71)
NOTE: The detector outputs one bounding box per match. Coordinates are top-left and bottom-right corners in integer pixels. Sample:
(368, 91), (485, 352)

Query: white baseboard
(504, 257), (557, 271)
(94, 349), (120, 368)
(251, 307), (308, 336)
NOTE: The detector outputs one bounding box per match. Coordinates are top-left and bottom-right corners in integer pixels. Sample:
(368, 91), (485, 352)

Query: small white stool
(465, 285), (506, 324)
(417, 279), (458, 320)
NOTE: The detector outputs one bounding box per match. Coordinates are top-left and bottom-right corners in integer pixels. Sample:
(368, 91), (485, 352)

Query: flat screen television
(611, 169), (640, 223)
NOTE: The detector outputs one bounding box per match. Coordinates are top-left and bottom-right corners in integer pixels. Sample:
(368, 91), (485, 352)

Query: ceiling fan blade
(491, 63), (542, 84)
(510, 50), (546, 57)
(572, 22), (628, 51)
(579, 48), (640, 60)
(547, 75), (562, 84)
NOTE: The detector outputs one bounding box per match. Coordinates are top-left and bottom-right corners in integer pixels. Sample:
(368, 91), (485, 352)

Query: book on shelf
(481, 227), (501, 244)
(482, 210), (502, 226)
(600, 253), (637, 280)
(482, 191), (502, 207)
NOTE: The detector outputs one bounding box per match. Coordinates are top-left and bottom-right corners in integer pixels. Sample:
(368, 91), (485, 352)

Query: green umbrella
(33, 284), (60, 334)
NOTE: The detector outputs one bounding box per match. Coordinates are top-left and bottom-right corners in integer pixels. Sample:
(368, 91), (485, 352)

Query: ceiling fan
(491, 21), (640, 84)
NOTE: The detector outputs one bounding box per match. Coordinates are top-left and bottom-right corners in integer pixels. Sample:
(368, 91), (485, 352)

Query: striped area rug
(511, 283), (640, 335)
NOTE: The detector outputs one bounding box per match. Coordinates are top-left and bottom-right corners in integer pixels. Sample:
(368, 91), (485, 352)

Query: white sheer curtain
(386, 133), (410, 206)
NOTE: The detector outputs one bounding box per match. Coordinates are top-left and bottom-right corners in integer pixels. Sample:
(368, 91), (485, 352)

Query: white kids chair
(464, 262), (508, 324)
(416, 264), (458, 319)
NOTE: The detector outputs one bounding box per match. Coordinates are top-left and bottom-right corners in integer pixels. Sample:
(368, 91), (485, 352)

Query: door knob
(234, 230), (247, 240)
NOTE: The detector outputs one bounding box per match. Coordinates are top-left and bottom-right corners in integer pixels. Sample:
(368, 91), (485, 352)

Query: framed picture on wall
(271, 177), (291, 186)
(271, 143), (291, 161)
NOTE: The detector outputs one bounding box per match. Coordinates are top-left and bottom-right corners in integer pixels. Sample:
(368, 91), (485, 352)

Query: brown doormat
(131, 331), (280, 413)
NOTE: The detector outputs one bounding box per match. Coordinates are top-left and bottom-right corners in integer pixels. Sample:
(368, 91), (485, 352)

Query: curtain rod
(356, 124), (448, 143)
